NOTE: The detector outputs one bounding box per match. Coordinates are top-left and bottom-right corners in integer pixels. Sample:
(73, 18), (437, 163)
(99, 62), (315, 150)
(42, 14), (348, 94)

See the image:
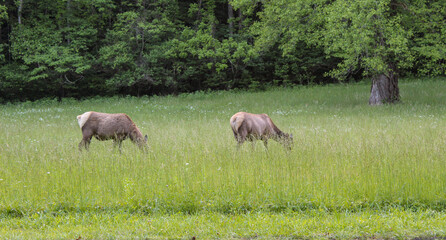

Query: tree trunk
(369, 71), (400, 105)
(197, 0), (202, 21)
(58, 77), (64, 102)
(228, 2), (234, 36)
(18, 0), (23, 24)
(238, 8), (243, 31)
(66, 0), (71, 44)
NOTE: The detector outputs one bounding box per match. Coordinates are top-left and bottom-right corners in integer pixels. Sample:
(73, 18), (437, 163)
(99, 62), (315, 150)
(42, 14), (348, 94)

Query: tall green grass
(1, 78), (446, 215)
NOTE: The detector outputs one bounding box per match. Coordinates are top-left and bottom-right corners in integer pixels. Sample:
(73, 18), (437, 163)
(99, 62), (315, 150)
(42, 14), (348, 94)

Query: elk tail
(77, 111), (92, 129)
(230, 115), (244, 133)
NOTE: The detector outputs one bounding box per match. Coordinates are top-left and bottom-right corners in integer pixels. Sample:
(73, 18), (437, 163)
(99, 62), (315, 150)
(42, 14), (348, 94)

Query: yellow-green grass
(1, 78), (446, 238)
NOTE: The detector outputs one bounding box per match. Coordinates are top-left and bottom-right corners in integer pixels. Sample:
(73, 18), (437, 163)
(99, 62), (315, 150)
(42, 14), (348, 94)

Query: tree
(0, 2), (7, 62)
(318, 0), (411, 105)
(99, 0), (181, 95)
(407, 1), (446, 76)
(161, 0), (255, 92)
(232, 0), (445, 105)
(1, 0), (443, 102)
(6, 0), (100, 101)
(10, 21), (95, 101)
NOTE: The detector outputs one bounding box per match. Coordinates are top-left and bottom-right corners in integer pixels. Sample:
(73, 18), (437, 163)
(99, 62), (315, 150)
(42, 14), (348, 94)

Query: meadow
(1, 78), (446, 239)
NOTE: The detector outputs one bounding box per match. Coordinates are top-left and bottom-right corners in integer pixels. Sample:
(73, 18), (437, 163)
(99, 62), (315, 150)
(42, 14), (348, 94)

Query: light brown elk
(230, 112), (293, 150)
(77, 111), (148, 152)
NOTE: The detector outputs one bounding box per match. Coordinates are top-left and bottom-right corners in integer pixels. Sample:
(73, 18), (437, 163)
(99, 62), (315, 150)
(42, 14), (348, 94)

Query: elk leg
(236, 129), (248, 149)
(79, 137), (91, 151)
(232, 130), (240, 143)
(118, 140), (122, 153)
(112, 139), (123, 153)
(112, 133), (126, 153)
(235, 135), (244, 150)
(79, 129), (93, 151)
(236, 140), (244, 150)
(245, 135), (256, 150)
(262, 139), (268, 149)
(112, 139), (120, 149)
(78, 141), (84, 151)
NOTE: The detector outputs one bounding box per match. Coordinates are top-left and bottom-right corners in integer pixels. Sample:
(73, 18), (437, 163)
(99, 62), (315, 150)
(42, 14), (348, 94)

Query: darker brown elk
(230, 112), (293, 150)
(77, 111), (148, 152)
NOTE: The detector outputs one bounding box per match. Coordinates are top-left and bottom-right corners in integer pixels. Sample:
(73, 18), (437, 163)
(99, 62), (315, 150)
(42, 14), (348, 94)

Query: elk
(77, 111), (148, 152)
(230, 112), (293, 150)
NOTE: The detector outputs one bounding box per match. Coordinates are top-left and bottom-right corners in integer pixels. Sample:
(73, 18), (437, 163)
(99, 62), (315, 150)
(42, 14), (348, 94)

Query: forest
(0, 0), (445, 102)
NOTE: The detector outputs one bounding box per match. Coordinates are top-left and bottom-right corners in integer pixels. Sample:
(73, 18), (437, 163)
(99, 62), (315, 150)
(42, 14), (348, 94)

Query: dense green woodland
(0, 0), (444, 102)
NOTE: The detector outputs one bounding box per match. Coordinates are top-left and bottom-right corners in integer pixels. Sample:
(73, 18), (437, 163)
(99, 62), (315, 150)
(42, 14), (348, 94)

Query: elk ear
(144, 135), (148, 142)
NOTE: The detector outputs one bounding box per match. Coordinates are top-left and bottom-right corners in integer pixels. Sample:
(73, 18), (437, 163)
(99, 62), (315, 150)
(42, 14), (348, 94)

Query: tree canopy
(0, 0), (444, 102)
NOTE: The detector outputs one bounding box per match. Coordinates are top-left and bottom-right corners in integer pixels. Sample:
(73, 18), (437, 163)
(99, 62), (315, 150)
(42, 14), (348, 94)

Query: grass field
(1, 78), (446, 239)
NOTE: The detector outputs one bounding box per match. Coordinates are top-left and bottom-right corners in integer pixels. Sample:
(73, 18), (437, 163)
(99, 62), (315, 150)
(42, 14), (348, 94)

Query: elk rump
(77, 111), (148, 151)
(230, 112), (293, 150)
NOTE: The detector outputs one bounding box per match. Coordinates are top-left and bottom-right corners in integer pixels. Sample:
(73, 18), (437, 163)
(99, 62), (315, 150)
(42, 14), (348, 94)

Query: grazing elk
(77, 111), (148, 152)
(230, 112), (293, 150)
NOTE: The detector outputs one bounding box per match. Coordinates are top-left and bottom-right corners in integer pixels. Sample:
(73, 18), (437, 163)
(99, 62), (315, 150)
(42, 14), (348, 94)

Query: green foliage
(0, 0), (445, 101)
(11, 24), (94, 80)
(0, 63), (31, 101)
(408, 1), (446, 76)
(233, 0), (445, 80)
(321, 0), (412, 77)
(0, 4), (6, 20)
(3, 0), (98, 100)
(99, 1), (181, 94)
(166, 25), (254, 91)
